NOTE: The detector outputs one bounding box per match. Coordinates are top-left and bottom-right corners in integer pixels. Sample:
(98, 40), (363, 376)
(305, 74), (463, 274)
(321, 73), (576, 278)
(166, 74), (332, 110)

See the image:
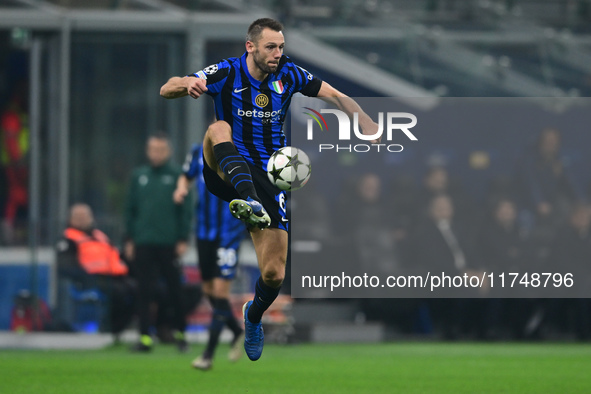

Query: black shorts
(197, 239), (240, 281)
(202, 153), (288, 231)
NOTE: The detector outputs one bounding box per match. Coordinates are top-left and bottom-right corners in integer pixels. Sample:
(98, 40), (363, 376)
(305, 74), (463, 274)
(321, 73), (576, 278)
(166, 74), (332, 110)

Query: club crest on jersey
(271, 80), (284, 94)
(255, 94), (269, 108)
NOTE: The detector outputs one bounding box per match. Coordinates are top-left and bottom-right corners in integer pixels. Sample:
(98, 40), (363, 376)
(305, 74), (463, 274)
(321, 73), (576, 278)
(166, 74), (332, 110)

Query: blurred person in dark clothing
(415, 166), (474, 225)
(334, 173), (410, 327)
(549, 204), (591, 340)
(335, 173), (399, 275)
(289, 176), (330, 244)
(125, 133), (192, 352)
(478, 198), (530, 339)
(479, 198), (527, 274)
(410, 194), (484, 339)
(411, 194), (477, 275)
(385, 174), (417, 245)
(519, 128), (580, 224)
(515, 128), (582, 298)
(56, 203), (135, 335)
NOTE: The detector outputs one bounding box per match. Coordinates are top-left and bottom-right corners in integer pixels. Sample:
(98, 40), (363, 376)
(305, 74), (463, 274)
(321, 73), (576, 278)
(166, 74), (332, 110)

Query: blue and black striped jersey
(183, 144), (246, 249)
(191, 52), (322, 170)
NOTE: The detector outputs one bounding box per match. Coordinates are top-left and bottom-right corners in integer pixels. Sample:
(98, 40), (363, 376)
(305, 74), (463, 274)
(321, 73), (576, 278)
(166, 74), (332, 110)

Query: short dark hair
(246, 18), (283, 43)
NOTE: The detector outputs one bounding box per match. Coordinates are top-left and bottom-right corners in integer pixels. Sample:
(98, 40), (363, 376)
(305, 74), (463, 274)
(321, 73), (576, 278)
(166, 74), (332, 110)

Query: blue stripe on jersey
(183, 144), (246, 244)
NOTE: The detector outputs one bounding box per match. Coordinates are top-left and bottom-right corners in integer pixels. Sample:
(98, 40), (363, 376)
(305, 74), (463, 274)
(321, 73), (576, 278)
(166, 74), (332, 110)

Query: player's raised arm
(316, 81), (380, 143)
(160, 76), (208, 99)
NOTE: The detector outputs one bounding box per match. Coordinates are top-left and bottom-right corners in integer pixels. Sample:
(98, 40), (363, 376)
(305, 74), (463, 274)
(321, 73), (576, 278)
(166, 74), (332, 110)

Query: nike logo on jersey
(228, 166), (240, 174)
(234, 87), (248, 93)
(281, 217), (289, 222)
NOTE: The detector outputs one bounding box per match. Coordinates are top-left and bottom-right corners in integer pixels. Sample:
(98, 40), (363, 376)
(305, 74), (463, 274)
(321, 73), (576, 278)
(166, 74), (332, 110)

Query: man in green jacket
(125, 132), (192, 352)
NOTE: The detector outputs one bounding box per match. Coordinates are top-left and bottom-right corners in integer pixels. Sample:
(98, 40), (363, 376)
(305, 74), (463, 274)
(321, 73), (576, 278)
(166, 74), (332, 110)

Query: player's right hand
(186, 77), (208, 99)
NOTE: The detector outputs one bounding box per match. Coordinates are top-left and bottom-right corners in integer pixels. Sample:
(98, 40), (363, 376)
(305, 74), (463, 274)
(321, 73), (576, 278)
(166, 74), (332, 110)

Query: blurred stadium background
(1, 1), (591, 389)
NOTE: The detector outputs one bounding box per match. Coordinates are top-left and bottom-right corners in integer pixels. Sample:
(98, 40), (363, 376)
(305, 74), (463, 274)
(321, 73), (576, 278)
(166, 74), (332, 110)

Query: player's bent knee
(261, 268), (284, 288)
(205, 120), (232, 145)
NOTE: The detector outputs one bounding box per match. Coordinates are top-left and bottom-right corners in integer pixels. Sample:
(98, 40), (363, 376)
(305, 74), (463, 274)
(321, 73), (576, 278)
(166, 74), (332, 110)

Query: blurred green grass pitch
(1, 342), (590, 393)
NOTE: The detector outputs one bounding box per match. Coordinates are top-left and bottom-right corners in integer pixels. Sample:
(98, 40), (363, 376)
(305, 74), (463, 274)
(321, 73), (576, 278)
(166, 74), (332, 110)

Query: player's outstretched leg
(243, 228), (287, 361)
(203, 121), (270, 228)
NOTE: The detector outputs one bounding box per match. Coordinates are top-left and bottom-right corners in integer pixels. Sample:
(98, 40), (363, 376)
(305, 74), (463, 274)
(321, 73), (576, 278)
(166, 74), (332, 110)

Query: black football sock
(203, 298), (225, 360)
(213, 142), (260, 202)
(217, 298), (242, 337)
(247, 276), (281, 324)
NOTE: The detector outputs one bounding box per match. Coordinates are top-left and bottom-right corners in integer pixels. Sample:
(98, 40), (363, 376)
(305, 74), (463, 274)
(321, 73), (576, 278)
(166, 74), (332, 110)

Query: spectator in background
(289, 175), (330, 245)
(519, 128), (580, 225)
(335, 173), (399, 276)
(410, 194), (484, 339)
(549, 204), (591, 340)
(336, 173), (412, 329)
(1, 81), (29, 244)
(125, 133), (192, 352)
(416, 166), (473, 225)
(478, 198), (529, 339)
(56, 203), (135, 336)
(385, 174), (417, 246)
(479, 198), (526, 274)
(411, 194), (476, 275)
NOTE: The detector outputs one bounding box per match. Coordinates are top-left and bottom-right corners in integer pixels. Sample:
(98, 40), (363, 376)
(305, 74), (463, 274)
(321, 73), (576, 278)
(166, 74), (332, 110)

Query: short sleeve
(188, 59), (230, 96)
(293, 65), (322, 97)
(182, 144), (202, 180)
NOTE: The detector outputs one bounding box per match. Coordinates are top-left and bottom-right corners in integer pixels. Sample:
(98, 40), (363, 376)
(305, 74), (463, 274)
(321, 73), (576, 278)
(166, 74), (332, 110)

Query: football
(266, 146), (312, 191)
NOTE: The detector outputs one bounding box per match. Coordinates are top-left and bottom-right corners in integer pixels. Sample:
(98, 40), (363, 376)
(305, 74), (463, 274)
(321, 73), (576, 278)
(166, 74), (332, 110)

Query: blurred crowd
(0, 80), (29, 245)
(293, 128), (591, 341)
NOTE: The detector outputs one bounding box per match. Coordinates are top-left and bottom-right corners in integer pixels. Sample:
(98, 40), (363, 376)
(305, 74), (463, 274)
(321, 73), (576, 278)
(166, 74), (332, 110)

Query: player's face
(146, 137), (171, 167)
(249, 28), (284, 74)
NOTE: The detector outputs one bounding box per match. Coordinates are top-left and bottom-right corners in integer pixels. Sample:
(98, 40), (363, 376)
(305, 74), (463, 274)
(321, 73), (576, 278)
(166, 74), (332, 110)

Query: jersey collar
(241, 52), (264, 88)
